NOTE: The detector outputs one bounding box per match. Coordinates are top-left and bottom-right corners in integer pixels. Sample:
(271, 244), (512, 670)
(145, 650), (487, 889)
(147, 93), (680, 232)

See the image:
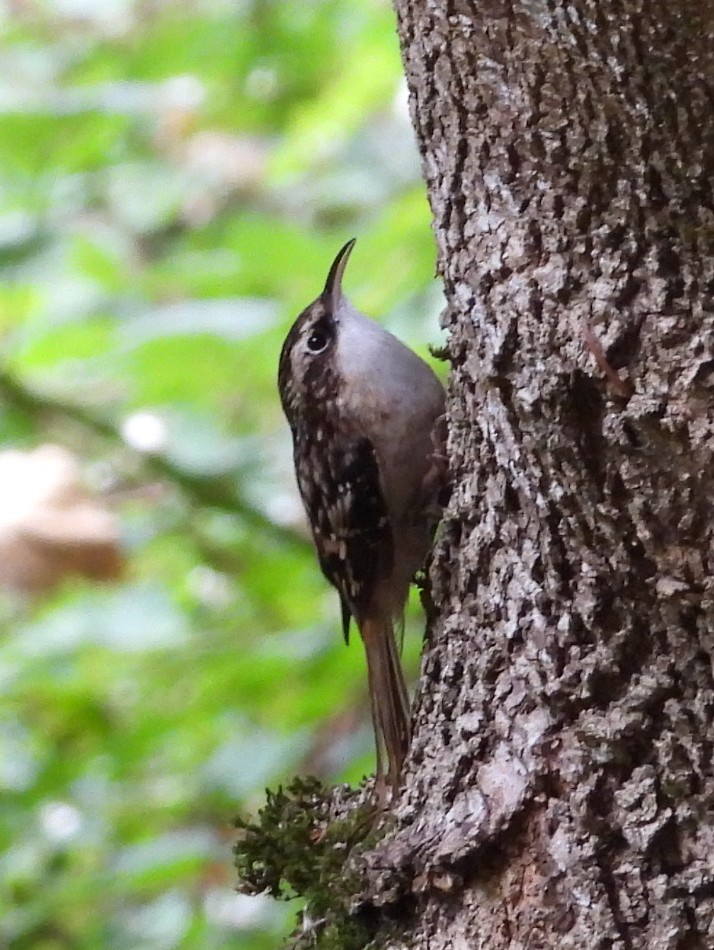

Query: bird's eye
(306, 330), (329, 354)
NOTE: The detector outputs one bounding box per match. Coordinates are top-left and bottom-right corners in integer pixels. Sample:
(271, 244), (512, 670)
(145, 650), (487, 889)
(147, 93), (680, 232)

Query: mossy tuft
(234, 776), (382, 949)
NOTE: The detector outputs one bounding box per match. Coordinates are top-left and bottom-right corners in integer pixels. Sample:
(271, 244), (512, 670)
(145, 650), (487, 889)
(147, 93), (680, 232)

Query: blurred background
(0, 0), (444, 947)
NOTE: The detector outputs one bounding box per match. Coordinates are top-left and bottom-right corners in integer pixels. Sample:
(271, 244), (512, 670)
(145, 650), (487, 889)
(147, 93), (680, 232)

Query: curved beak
(323, 238), (356, 311)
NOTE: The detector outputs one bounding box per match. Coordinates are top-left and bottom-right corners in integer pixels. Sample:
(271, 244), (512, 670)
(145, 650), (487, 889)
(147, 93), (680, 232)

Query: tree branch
(0, 369), (308, 550)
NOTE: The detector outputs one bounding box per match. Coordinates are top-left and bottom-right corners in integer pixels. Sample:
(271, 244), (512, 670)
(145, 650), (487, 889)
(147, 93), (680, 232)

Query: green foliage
(0, 0), (443, 947)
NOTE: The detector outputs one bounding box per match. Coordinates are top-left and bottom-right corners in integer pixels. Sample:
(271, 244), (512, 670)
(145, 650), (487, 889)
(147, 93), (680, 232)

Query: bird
(278, 238), (445, 795)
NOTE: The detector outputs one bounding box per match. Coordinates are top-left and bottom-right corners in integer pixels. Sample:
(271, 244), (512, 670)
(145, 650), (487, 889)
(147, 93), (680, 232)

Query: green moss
(234, 776), (383, 950)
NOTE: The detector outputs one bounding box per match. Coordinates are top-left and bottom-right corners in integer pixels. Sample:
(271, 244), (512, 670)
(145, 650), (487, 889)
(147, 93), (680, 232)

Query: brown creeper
(278, 239), (445, 794)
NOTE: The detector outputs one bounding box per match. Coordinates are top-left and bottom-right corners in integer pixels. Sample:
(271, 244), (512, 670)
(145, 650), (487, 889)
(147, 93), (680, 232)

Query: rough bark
(368, 2), (714, 947)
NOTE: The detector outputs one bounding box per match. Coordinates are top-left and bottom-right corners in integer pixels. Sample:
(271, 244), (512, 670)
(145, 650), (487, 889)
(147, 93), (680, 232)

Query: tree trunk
(367, 2), (714, 947)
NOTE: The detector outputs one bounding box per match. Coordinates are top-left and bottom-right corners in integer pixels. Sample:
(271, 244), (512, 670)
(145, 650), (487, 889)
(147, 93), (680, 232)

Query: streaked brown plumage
(278, 239), (445, 795)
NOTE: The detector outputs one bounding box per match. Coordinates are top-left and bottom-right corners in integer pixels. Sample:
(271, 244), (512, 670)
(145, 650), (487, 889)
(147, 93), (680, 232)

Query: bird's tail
(360, 614), (411, 795)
